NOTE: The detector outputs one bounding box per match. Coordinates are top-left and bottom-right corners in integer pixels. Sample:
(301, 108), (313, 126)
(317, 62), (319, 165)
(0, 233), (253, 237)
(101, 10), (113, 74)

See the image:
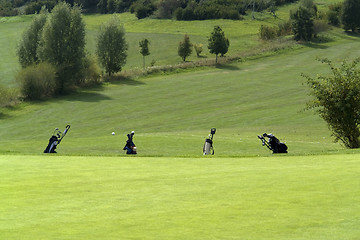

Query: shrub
(78, 56), (102, 87)
(194, 43), (203, 57)
(277, 20), (292, 36)
(304, 58), (360, 148)
(327, 10), (340, 26)
(16, 63), (57, 100)
(291, 6), (314, 41)
(313, 19), (330, 37)
(0, 86), (19, 107)
(259, 25), (277, 40)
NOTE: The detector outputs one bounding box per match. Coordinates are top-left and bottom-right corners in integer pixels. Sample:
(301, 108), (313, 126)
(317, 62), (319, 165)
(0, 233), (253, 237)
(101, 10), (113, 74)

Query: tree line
(2, 0), (295, 20)
(16, 2), (230, 100)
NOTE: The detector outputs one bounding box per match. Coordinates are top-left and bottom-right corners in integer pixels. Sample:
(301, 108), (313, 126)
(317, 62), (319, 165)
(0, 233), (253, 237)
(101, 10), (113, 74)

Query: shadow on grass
(106, 75), (146, 86)
(65, 91), (112, 102)
(302, 41), (329, 49)
(215, 64), (240, 71)
(0, 112), (7, 119)
(345, 31), (360, 38)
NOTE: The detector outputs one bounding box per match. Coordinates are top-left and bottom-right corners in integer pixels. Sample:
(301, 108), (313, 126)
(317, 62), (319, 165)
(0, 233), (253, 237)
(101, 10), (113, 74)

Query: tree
(303, 58), (360, 149)
(96, 16), (128, 76)
(207, 26), (229, 63)
(37, 2), (86, 93)
(290, 6), (314, 41)
(178, 34), (192, 62)
(17, 9), (47, 68)
(342, 0), (360, 32)
(139, 38), (150, 68)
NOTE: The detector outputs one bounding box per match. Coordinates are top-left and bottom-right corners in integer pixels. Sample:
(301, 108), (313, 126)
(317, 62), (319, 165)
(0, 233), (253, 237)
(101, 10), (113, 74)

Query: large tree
(342, 0), (360, 32)
(304, 58), (360, 148)
(207, 26), (229, 63)
(37, 2), (86, 93)
(17, 9), (48, 68)
(96, 16), (128, 76)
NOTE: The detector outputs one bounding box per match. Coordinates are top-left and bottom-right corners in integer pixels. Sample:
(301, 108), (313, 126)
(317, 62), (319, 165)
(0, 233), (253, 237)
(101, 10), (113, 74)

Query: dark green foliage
(0, 0), (18, 16)
(131, 0), (155, 19)
(304, 58), (360, 148)
(17, 10), (47, 68)
(16, 62), (57, 100)
(175, 1), (242, 21)
(78, 55), (102, 87)
(290, 6), (314, 41)
(208, 26), (229, 63)
(24, 0), (57, 14)
(178, 34), (192, 62)
(96, 16), (128, 76)
(37, 2), (86, 93)
(155, 0), (183, 19)
(139, 38), (150, 68)
(277, 20), (292, 36)
(342, 0), (360, 32)
(259, 25), (277, 40)
(327, 2), (342, 26)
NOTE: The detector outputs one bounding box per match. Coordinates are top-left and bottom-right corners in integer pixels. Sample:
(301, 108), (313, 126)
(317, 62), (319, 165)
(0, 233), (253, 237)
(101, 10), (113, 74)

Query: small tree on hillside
(96, 16), (128, 76)
(303, 58), (360, 149)
(17, 9), (48, 68)
(37, 2), (86, 93)
(342, 0), (360, 32)
(208, 26), (229, 63)
(178, 34), (192, 62)
(290, 6), (314, 41)
(139, 38), (150, 68)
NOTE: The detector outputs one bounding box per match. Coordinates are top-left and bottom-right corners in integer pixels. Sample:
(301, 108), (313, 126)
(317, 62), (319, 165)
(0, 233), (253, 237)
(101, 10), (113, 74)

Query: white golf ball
(112, 132), (115, 135)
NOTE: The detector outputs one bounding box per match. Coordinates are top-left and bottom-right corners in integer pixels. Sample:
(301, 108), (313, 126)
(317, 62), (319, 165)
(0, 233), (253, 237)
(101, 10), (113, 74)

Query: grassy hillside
(0, 0), (335, 86)
(1, 154), (359, 239)
(1, 29), (360, 156)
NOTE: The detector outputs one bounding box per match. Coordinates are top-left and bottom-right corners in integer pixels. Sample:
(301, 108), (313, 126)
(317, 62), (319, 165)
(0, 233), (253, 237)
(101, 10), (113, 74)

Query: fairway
(1, 154), (359, 239)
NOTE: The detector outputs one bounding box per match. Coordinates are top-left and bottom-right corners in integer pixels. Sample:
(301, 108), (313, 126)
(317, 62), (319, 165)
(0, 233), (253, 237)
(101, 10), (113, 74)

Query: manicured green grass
(1, 154), (359, 239)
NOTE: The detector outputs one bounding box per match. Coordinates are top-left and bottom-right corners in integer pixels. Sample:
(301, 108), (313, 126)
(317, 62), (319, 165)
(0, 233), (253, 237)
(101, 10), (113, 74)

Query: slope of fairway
(1, 154), (359, 239)
(1, 30), (360, 156)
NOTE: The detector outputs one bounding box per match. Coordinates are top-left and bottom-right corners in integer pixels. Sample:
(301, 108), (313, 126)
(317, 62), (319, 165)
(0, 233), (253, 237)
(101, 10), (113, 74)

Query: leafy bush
(16, 63), (57, 100)
(77, 56), (102, 87)
(0, 1), (18, 16)
(304, 58), (360, 148)
(259, 25), (277, 40)
(313, 19), (330, 37)
(24, 0), (56, 14)
(291, 6), (315, 41)
(326, 2), (342, 26)
(194, 43), (203, 57)
(0, 86), (19, 107)
(277, 21), (292, 36)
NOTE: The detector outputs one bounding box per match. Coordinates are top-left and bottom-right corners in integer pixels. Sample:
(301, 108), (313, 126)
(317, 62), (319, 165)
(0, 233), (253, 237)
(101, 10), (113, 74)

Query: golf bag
(44, 125), (71, 153)
(257, 133), (287, 153)
(123, 131), (137, 154)
(203, 128), (216, 155)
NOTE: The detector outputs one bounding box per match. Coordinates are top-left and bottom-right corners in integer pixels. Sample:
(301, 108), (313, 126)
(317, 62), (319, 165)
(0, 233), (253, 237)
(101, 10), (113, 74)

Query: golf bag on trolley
(44, 125), (71, 153)
(257, 133), (287, 153)
(123, 131), (137, 154)
(203, 128), (216, 155)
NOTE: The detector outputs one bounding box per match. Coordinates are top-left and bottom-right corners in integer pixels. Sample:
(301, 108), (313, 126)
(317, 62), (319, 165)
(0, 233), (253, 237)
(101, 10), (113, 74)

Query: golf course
(1, 1), (360, 239)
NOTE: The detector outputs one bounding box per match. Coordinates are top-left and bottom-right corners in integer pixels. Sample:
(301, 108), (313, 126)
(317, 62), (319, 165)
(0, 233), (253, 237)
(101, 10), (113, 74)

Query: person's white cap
(131, 131), (135, 134)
